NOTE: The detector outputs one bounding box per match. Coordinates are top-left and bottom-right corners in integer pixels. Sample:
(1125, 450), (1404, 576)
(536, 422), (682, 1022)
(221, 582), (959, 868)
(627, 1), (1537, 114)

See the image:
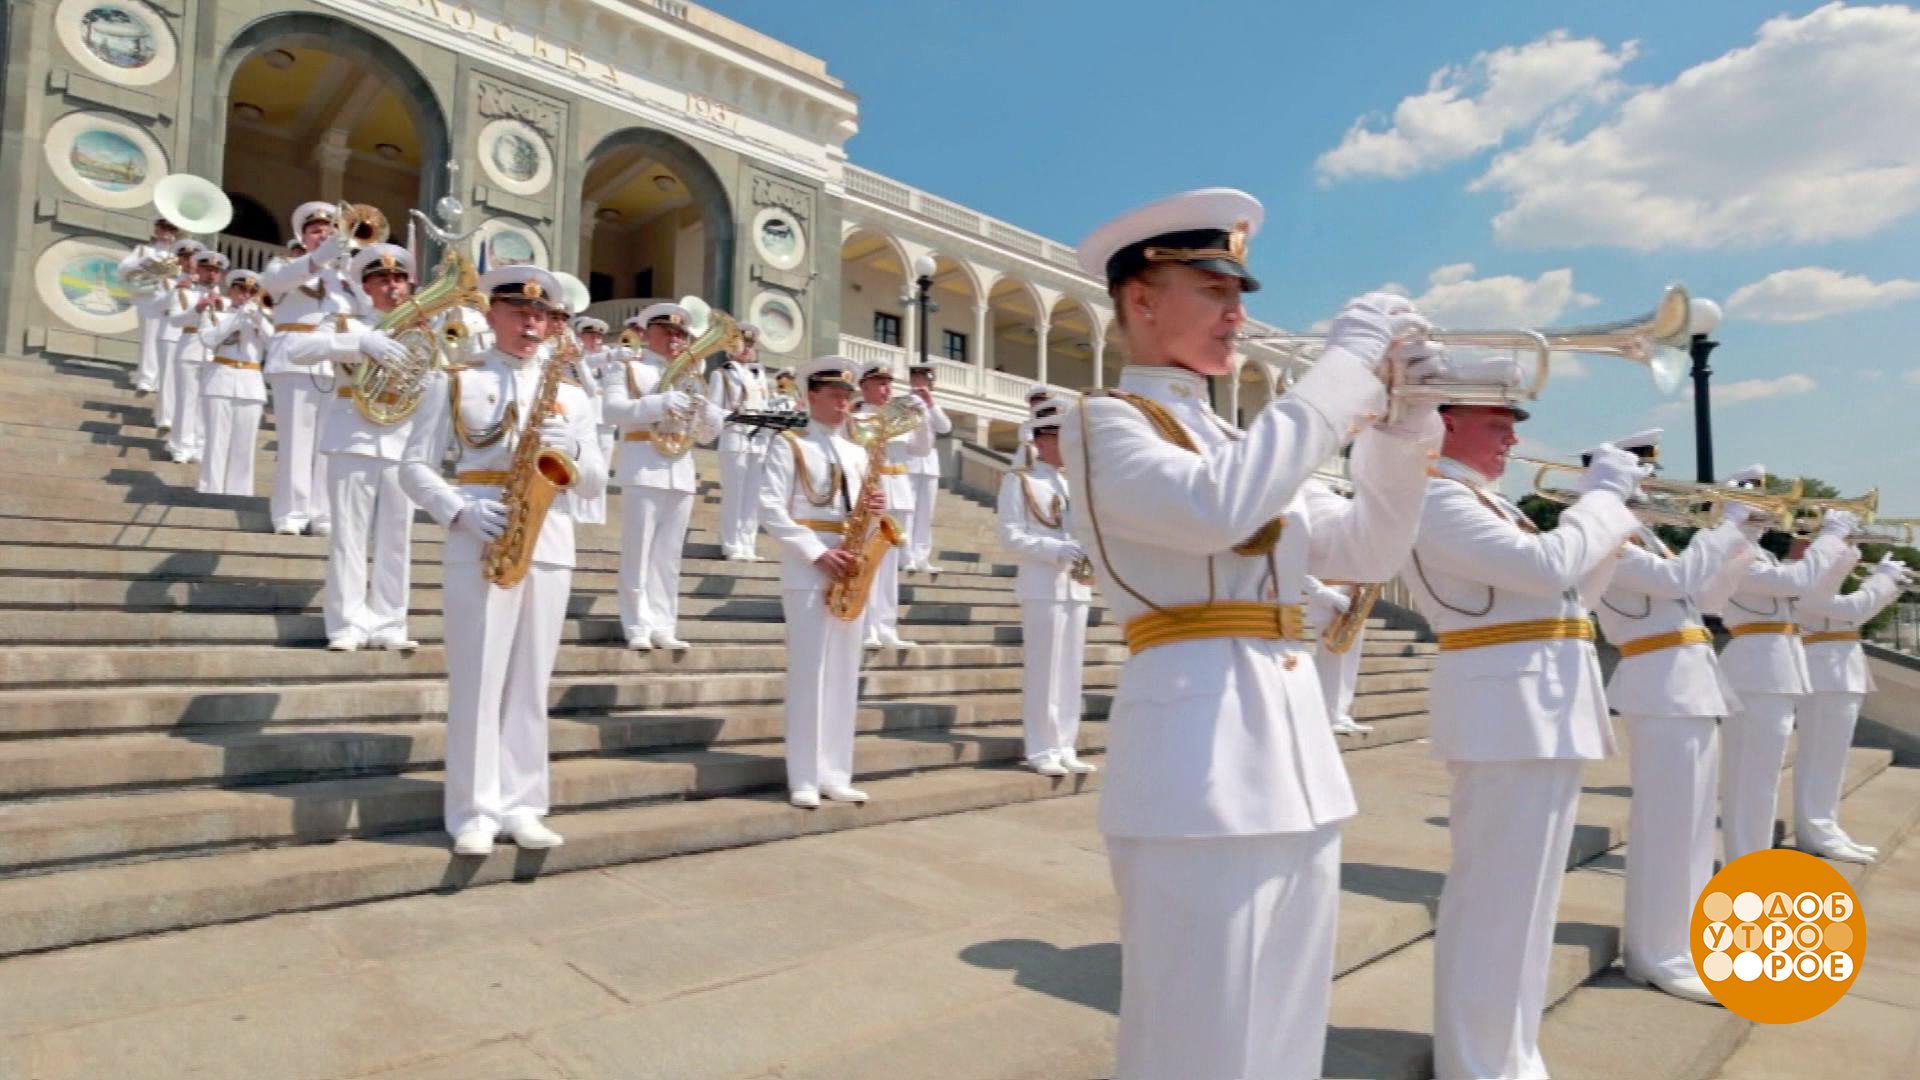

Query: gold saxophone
(647, 303), (744, 458)
(351, 250), (487, 425)
(826, 397), (925, 621)
(483, 327), (583, 587)
(1321, 582), (1383, 654)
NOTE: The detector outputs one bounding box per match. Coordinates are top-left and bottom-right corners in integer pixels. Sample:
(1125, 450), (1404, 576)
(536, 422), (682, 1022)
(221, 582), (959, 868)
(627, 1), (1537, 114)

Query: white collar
(1436, 456), (1498, 494)
(1117, 364), (1209, 406)
(486, 346), (538, 370)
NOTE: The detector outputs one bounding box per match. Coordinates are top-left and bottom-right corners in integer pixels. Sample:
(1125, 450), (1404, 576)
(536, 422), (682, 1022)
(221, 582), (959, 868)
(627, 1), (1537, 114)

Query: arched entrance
(216, 14), (448, 255)
(577, 128), (733, 320)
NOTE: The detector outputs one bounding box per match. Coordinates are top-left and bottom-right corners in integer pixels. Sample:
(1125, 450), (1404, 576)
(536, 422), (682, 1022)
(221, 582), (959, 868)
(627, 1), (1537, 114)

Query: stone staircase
(0, 351), (1436, 957)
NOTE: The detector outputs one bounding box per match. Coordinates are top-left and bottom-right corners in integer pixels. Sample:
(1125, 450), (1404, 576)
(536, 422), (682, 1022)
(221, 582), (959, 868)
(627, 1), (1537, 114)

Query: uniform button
(1283, 655), (1299, 671)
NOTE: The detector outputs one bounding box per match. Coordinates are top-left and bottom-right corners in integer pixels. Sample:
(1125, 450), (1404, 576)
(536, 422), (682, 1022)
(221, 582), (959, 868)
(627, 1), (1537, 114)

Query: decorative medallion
(475, 118), (553, 197)
(471, 218), (548, 269)
(44, 111), (168, 209)
(747, 290), (805, 354)
(56, 0), (176, 86)
(752, 205), (806, 271)
(37, 238), (140, 334)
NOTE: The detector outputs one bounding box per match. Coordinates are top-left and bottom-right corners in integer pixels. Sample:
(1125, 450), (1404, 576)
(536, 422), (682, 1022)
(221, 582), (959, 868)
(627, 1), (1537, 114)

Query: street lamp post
(1687, 298), (1723, 484)
(907, 254), (938, 373)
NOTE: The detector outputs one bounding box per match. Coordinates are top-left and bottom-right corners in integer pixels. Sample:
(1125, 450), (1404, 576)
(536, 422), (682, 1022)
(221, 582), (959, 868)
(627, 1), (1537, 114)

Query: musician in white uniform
(260, 201), (357, 536)
(1584, 429), (1753, 1004)
(566, 316), (612, 526)
(163, 250), (229, 463)
(196, 269), (271, 496)
(601, 303), (723, 651)
(1302, 476), (1375, 736)
(1712, 464), (1853, 863)
(853, 361), (934, 649)
(709, 322), (770, 560)
(996, 402), (1094, 776)
(768, 367), (798, 411)
(151, 239), (202, 434)
(903, 361), (954, 574)
(1063, 189), (1444, 1080)
(280, 244), (430, 651)
(398, 265), (606, 855)
(1793, 545), (1909, 862)
(759, 355), (887, 809)
(119, 216), (181, 394)
(1408, 390), (1649, 1079)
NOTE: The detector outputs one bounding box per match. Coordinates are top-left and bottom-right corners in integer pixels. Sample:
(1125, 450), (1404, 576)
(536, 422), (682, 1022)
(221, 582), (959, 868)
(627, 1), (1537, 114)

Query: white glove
(1820, 509), (1860, 540)
(1321, 292), (1434, 375)
(453, 499), (508, 542)
(358, 331), (410, 368)
(654, 389), (694, 420)
(1058, 544), (1085, 569)
(538, 417), (577, 457)
(1576, 444), (1652, 502)
(306, 233), (349, 267)
(1720, 501), (1755, 529)
(1872, 553), (1911, 581)
(899, 394), (929, 414)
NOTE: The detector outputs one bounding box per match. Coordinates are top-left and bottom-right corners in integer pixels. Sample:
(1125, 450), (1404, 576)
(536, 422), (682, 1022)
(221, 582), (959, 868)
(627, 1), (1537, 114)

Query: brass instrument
(1790, 490), (1880, 536)
(351, 250), (488, 425)
(482, 326), (582, 587)
(154, 174), (234, 235)
(1069, 552), (1096, 587)
(124, 254), (181, 293)
(1321, 582), (1383, 654)
(827, 397), (926, 621)
(1237, 286), (1695, 421)
(647, 297), (742, 458)
(336, 202), (390, 251)
(1521, 456), (1801, 530)
(1850, 521), (1917, 546)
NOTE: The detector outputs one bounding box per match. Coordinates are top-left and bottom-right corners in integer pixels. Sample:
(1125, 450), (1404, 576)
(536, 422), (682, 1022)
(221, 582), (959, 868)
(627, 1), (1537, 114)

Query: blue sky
(711, 1), (1920, 509)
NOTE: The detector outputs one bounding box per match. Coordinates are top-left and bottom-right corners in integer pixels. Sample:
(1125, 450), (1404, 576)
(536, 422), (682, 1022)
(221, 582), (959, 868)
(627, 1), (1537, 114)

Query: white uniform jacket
(1716, 536), (1849, 695)
(757, 422), (871, 592)
(166, 285), (216, 363)
(398, 349), (607, 570)
(1595, 520), (1750, 718)
(1409, 459), (1639, 763)
(1798, 548), (1902, 694)
(600, 348), (723, 493)
(1061, 359), (1440, 839)
(258, 253), (356, 378)
(851, 401), (935, 514)
(707, 360), (770, 454)
(906, 399), (953, 478)
(197, 306), (271, 402)
(997, 463), (1092, 603)
(118, 243), (175, 317)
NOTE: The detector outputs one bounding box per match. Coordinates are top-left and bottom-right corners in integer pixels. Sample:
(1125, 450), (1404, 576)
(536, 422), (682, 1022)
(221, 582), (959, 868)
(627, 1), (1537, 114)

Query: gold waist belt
(454, 470), (509, 486)
(795, 518), (847, 535)
(1437, 617), (1595, 653)
(337, 386), (404, 404)
(1802, 630), (1861, 645)
(1728, 621), (1798, 639)
(183, 325), (199, 333)
(274, 323), (320, 333)
(1617, 625), (1713, 659)
(876, 464), (908, 475)
(212, 356), (261, 371)
(622, 431), (654, 442)
(1123, 602), (1305, 656)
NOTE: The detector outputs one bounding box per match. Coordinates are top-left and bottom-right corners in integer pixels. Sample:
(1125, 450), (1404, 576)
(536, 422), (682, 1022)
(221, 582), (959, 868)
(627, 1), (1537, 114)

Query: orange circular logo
(1691, 849), (1865, 1023)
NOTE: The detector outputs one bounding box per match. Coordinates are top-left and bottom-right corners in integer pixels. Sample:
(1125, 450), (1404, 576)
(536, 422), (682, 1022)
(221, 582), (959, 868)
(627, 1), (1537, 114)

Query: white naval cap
(634, 302), (691, 331)
(1028, 392), (1067, 420)
(858, 359), (898, 382)
(1582, 428), (1661, 462)
(190, 250), (229, 270)
(223, 268), (260, 290)
(172, 238), (205, 258)
(1726, 463), (1768, 489)
(1432, 356), (1532, 422)
(798, 355), (858, 389)
(1024, 385), (1052, 404)
(289, 200), (337, 237)
(477, 264), (565, 311)
(569, 316), (609, 336)
(774, 366), (796, 380)
(1077, 188), (1264, 292)
(736, 320), (762, 344)
(349, 243), (413, 281)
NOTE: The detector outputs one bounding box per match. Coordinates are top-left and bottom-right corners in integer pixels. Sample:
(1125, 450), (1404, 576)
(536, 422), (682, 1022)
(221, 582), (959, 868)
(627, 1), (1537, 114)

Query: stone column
(973, 302), (990, 372)
(1091, 335), (1106, 389)
(579, 199), (600, 280)
(1034, 319), (1051, 387)
(312, 129), (353, 203)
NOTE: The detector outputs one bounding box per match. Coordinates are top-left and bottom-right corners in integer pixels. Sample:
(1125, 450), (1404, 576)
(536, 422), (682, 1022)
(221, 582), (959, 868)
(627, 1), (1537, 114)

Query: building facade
(1, 0), (1295, 441)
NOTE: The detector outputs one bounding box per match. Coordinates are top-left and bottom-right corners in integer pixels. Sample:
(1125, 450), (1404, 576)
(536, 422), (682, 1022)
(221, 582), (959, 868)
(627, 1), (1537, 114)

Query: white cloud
(1388, 263), (1600, 377)
(1472, 4), (1920, 250)
(1316, 31), (1636, 183)
(1859, 368), (1886, 381)
(1655, 373), (1818, 416)
(1902, 369), (1920, 386)
(1725, 267), (1920, 323)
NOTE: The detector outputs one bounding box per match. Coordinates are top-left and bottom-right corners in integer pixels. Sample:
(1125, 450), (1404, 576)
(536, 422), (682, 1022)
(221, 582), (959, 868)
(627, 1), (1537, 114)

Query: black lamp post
(908, 253), (938, 370)
(1687, 298), (1723, 484)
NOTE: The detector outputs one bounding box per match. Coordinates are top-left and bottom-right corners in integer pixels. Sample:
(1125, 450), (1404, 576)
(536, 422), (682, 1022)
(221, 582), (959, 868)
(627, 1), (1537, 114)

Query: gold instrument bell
(336, 202), (390, 250)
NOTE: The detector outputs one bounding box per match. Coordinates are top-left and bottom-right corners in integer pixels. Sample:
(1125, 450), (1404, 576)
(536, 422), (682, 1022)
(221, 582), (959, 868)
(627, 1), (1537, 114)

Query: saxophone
(826, 397), (925, 621)
(351, 250), (487, 425)
(482, 327), (582, 588)
(646, 299), (744, 458)
(1321, 582), (1383, 654)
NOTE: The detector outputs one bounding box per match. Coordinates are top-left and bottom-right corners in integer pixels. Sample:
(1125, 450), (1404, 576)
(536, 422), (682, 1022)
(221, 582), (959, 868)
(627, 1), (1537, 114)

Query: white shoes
(879, 633), (918, 650)
(789, 787), (821, 809)
(451, 826), (495, 856)
(272, 522), (303, 536)
(627, 633), (654, 652)
(1061, 751), (1097, 775)
(1330, 718), (1374, 736)
(309, 521), (331, 537)
(327, 630), (366, 653)
(1628, 969), (1720, 1006)
(367, 632), (418, 653)
(650, 629), (691, 651)
(1804, 841), (1875, 864)
(1029, 754), (1070, 778)
(506, 819), (564, 850)
(822, 784), (869, 804)
(863, 635), (883, 650)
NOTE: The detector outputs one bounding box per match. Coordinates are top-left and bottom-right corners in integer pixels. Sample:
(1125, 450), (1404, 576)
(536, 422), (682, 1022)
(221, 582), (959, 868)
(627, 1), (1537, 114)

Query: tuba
(351, 250), (488, 425)
(647, 296), (743, 458)
(827, 397), (926, 621)
(483, 324), (582, 587)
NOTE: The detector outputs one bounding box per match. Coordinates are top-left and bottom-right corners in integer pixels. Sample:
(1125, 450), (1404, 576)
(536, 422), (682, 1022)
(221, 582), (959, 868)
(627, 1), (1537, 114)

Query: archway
(217, 15), (448, 251)
(838, 225), (911, 350)
(578, 128), (734, 319)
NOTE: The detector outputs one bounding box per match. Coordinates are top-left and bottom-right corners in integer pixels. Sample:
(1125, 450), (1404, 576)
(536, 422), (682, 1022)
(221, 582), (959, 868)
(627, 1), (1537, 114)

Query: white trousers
(717, 449), (763, 554)
(1315, 626), (1366, 726)
(908, 475), (940, 568)
(1107, 825), (1341, 1080)
(267, 373), (332, 531)
(782, 587), (864, 792)
(1721, 692), (1797, 862)
(1021, 600), (1088, 761)
(134, 306), (167, 389)
(197, 396), (262, 496)
(167, 359), (205, 456)
(1794, 691), (1864, 850)
(324, 455), (414, 640)
(863, 508), (911, 641)
(571, 429), (614, 526)
(154, 332), (181, 428)
(1623, 714), (1719, 982)
(442, 559), (569, 835)
(618, 486), (692, 639)
(1433, 759), (1582, 1080)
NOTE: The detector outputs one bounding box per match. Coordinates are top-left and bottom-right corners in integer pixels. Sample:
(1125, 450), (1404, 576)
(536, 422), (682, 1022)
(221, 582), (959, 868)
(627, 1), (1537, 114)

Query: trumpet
(1237, 286), (1695, 420)
(1790, 490), (1879, 536)
(336, 202), (390, 251)
(1521, 457), (1800, 530)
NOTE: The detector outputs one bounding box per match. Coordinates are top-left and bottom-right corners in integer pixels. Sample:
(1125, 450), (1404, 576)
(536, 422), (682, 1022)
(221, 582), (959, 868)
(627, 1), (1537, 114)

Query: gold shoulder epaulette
(444, 361), (478, 372)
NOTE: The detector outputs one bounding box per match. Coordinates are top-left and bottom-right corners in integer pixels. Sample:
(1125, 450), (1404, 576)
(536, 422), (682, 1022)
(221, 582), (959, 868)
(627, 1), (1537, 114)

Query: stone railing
(581, 297), (671, 331)
(215, 235), (285, 274)
(843, 165), (1083, 272)
(838, 333), (1069, 424)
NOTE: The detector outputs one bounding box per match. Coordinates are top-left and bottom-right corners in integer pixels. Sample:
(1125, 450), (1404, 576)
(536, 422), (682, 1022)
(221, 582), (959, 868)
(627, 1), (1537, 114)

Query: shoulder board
(1082, 388), (1199, 452)
(444, 362), (479, 373)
